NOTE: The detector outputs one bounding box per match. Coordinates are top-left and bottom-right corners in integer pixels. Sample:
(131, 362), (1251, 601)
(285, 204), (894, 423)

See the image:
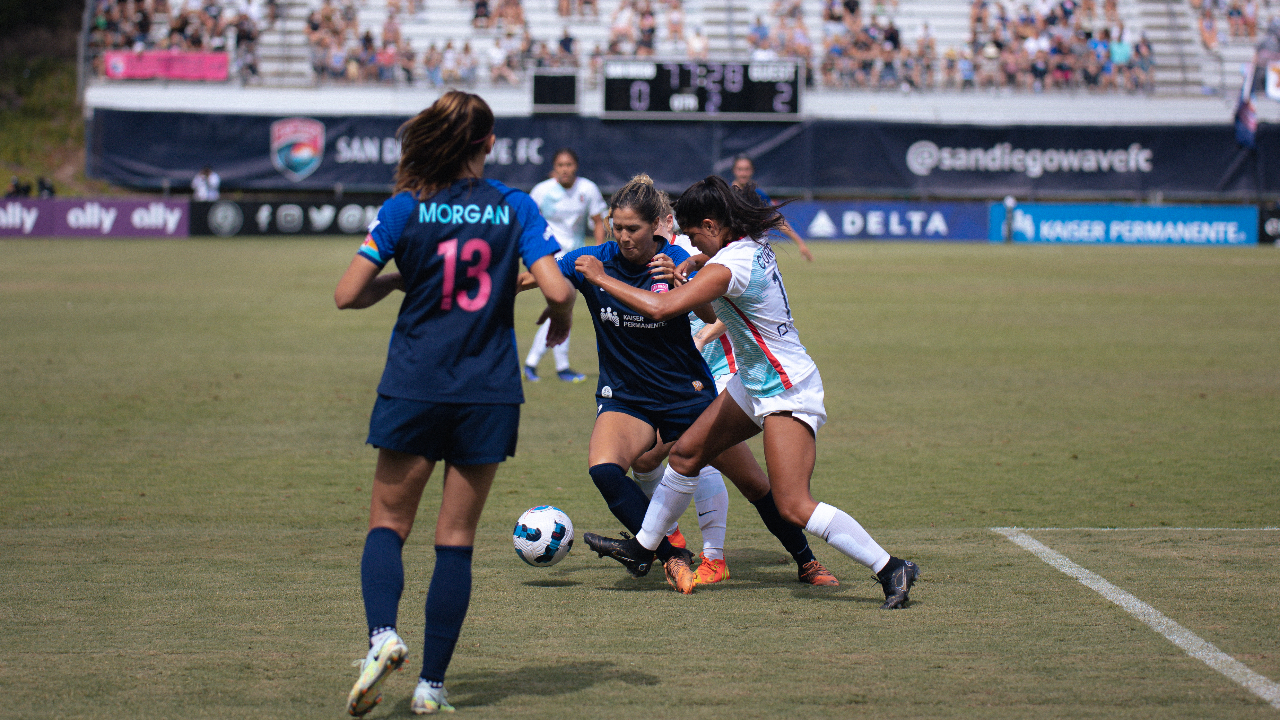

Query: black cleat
(877, 558), (919, 609)
(584, 531), (655, 578)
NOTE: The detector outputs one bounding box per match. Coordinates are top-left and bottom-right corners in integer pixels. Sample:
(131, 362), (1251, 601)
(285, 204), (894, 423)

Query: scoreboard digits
(603, 60), (802, 120)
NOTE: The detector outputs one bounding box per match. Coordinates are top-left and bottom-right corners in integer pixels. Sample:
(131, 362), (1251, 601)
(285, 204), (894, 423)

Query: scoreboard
(602, 59), (802, 120)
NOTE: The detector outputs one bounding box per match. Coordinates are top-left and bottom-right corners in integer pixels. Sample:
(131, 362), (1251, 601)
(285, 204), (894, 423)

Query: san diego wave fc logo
(513, 520), (571, 564)
(270, 117), (325, 182)
(599, 306), (620, 327)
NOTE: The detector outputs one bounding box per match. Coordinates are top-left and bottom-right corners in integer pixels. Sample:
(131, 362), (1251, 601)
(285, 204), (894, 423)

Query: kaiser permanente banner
(86, 109), (1279, 197)
(988, 203), (1257, 244)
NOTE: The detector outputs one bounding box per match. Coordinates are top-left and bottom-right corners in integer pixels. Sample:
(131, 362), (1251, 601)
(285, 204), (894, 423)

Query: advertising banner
(87, 109), (1279, 198)
(189, 200), (380, 236)
(0, 198), (188, 238)
(102, 51), (229, 81)
(987, 203), (1258, 244)
(1257, 202), (1280, 244)
(778, 200), (988, 241)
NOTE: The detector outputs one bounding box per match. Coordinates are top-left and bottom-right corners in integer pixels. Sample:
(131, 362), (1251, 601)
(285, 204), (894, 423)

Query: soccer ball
(512, 505), (574, 567)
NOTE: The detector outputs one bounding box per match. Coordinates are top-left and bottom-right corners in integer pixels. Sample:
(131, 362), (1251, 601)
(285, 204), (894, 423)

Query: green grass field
(2, 239), (1277, 719)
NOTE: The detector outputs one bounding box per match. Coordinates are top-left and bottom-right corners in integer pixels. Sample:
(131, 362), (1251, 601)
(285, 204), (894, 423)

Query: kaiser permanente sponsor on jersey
(989, 203), (1256, 244)
(907, 140), (1153, 179)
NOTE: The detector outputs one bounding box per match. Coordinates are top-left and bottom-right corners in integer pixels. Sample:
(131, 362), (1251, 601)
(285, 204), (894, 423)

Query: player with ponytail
(578, 176), (921, 610)
(522, 174), (839, 593)
(335, 91), (575, 715)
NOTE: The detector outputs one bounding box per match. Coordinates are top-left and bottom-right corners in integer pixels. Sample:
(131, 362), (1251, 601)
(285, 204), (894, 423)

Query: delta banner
(988, 203), (1258, 244)
(102, 51), (229, 81)
(0, 198), (188, 237)
(777, 200), (988, 241)
(87, 109), (1280, 198)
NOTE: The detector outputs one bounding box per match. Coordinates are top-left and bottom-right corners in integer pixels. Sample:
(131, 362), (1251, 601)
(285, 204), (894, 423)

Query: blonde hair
(608, 173), (671, 226)
(394, 91), (495, 200)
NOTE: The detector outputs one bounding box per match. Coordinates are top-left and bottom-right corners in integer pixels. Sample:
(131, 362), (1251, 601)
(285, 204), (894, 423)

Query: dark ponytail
(674, 175), (786, 242)
(394, 90), (495, 200)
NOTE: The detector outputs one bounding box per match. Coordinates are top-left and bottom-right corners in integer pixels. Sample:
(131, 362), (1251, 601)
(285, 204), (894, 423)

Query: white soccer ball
(513, 505), (574, 567)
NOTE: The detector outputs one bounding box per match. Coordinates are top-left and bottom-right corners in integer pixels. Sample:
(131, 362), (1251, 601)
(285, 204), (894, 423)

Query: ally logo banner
(270, 117), (326, 182)
(989, 203), (1257, 244)
(779, 201), (988, 241)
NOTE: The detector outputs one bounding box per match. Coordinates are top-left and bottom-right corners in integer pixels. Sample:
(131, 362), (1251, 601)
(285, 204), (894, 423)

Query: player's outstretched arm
(693, 318), (726, 351)
(529, 254), (575, 345)
(334, 255), (403, 309)
(781, 221), (814, 261)
(575, 254), (730, 322)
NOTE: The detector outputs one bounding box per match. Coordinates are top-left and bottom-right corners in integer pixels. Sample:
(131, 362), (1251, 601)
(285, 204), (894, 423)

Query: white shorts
(713, 372), (732, 395)
(725, 369), (827, 434)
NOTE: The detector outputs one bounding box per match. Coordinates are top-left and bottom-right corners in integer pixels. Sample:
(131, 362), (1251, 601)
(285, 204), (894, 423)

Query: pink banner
(103, 50), (229, 81)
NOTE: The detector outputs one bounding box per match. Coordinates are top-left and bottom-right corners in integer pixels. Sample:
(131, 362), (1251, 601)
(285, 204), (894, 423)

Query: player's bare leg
(762, 413), (916, 606)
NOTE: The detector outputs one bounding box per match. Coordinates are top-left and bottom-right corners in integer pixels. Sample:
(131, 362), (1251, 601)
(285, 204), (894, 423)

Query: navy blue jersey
(357, 180), (561, 404)
(558, 238), (715, 411)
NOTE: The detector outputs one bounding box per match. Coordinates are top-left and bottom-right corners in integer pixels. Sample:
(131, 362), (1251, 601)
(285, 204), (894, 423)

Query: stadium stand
(86, 0), (1276, 101)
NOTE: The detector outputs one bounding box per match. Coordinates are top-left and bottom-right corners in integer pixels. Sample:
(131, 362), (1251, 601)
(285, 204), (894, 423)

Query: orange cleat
(666, 527), (687, 549)
(663, 549), (697, 594)
(798, 559), (839, 586)
(693, 553), (729, 585)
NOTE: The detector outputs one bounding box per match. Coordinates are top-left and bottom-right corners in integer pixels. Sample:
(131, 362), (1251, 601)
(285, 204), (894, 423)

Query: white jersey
(529, 176), (607, 254)
(707, 238), (816, 398)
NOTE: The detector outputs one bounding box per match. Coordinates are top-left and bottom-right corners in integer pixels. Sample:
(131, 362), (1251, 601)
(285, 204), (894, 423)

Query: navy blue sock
(589, 463), (678, 561)
(420, 545), (473, 682)
(361, 527), (405, 636)
(751, 492), (817, 566)
(589, 463), (651, 533)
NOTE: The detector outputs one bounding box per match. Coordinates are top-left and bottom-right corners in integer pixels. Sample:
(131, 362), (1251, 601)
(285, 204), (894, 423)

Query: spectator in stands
(610, 0), (637, 51)
(687, 26), (708, 58)
(376, 40), (399, 82)
(581, 0), (599, 17)
(423, 42), (444, 85)
(637, 2), (658, 55)
(459, 42), (479, 85)
(1109, 29), (1132, 89)
(474, 0), (492, 29)
(489, 38), (520, 83)
(37, 178), (56, 199)
(1200, 7), (1219, 50)
(1132, 34), (1154, 92)
(669, 0), (686, 46)
(441, 41), (461, 84)
(495, 0), (525, 30)
(192, 166), (220, 201)
(1027, 48), (1047, 90)
(6, 178), (31, 198)
(382, 10), (402, 47)
(750, 15), (771, 48)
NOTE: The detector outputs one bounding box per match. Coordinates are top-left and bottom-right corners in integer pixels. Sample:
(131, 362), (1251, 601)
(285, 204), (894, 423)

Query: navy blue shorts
(596, 397), (710, 444)
(367, 394), (520, 465)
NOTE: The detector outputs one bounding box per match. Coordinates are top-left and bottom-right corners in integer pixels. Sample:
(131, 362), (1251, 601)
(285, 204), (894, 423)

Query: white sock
(369, 628), (398, 650)
(525, 320), (550, 367)
(632, 464), (665, 498)
(635, 466), (698, 550)
(804, 502), (891, 572)
(693, 468), (728, 560)
(552, 333), (572, 372)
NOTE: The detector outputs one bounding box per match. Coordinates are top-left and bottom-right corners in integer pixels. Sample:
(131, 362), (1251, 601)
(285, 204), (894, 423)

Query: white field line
(995, 527), (1280, 532)
(991, 527), (1280, 711)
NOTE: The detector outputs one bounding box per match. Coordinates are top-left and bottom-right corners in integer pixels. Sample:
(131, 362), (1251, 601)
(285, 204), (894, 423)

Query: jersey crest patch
(692, 380), (704, 391)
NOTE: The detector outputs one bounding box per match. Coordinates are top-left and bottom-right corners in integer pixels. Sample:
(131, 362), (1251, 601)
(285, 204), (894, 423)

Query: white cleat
(347, 632), (408, 716)
(411, 679), (456, 714)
